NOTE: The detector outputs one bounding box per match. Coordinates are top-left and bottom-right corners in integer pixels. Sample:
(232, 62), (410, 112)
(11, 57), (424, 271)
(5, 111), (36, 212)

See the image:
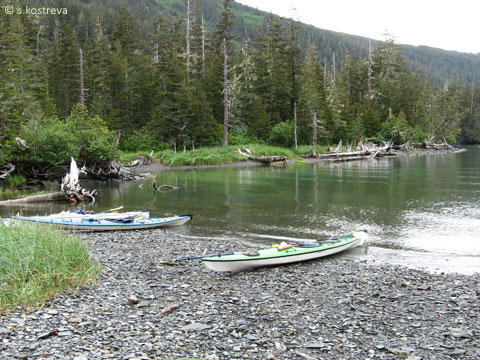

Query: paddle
(175, 253), (233, 262)
(95, 206), (124, 214)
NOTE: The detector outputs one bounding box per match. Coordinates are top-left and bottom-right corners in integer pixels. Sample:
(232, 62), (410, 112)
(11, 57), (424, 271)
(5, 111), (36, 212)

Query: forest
(1, 0), (480, 174)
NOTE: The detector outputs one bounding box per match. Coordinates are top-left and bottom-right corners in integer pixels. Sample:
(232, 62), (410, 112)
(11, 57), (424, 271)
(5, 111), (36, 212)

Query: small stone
(161, 304), (179, 315)
(181, 323), (210, 331)
(57, 331), (73, 337)
(296, 352), (317, 360)
(128, 295), (139, 305)
(446, 349), (467, 356)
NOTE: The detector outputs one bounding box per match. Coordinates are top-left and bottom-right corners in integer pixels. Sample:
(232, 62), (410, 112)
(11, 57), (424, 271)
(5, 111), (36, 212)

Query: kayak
(34, 210), (150, 221)
(202, 231), (367, 272)
(10, 214), (192, 231)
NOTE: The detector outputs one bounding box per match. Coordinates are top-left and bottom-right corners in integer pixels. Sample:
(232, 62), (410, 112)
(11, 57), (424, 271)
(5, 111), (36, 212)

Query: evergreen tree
(254, 15), (290, 140)
(298, 43), (329, 145)
(0, 12), (40, 140)
(48, 23), (80, 118)
(336, 53), (365, 140)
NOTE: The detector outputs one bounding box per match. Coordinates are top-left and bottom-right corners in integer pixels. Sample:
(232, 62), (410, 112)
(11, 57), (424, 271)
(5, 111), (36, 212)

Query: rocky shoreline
(1, 229), (479, 360)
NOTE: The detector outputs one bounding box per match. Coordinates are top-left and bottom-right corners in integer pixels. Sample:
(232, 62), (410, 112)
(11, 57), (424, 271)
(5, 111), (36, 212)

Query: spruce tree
(48, 24), (80, 118)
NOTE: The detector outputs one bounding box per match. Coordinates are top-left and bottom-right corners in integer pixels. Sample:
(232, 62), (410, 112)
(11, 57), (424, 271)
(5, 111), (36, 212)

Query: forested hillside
(1, 0), (479, 173)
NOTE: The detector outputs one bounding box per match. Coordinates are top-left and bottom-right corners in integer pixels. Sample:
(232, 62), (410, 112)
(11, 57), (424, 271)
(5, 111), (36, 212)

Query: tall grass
(4, 174), (27, 188)
(118, 143), (337, 167)
(293, 145), (331, 156)
(117, 151), (153, 164)
(157, 146), (247, 166)
(0, 221), (100, 312)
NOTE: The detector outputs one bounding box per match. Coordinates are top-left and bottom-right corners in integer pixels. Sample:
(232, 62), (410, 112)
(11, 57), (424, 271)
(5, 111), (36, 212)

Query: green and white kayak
(202, 231), (367, 272)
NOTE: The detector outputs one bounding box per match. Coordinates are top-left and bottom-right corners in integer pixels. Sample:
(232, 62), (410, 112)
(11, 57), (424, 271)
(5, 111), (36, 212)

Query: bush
(119, 130), (157, 152)
(412, 125), (428, 143)
(66, 105), (117, 164)
(17, 105), (117, 167)
(377, 113), (411, 144)
(268, 122), (295, 147)
(19, 116), (81, 167)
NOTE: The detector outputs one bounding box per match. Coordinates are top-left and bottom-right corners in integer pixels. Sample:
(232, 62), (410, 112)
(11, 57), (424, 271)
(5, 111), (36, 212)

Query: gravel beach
(1, 229), (479, 360)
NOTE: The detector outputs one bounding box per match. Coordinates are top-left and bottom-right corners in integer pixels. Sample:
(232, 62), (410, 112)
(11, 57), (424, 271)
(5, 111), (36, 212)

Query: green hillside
(23, 0), (480, 84)
(156, 0), (480, 84)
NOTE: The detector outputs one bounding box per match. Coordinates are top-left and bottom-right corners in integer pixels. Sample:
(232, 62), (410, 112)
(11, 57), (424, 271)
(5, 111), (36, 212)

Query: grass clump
(292, 145), (331, 156)
(117, 151), (154, 164)
(157, 146), (246, 167)
(0, 221), (100, 312)
(4, 174), (27, 188)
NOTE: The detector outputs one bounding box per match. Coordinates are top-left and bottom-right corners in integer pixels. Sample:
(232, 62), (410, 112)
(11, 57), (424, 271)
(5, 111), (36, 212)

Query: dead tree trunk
(0, 192), (68, 205)
(223, 38), (229, 147)
(79, 48), (85, 107)
(294, 101), (298, 149)
(237, 148), (287, 166)
(305, 140), (394, 162)
(312, 112), (318, 156)
(141, 173), (180, 193)
(61, 158), (97, 202)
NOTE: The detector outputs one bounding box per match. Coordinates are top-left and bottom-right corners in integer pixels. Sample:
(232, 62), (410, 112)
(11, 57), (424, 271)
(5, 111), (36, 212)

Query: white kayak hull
(202, 233), (366, 272)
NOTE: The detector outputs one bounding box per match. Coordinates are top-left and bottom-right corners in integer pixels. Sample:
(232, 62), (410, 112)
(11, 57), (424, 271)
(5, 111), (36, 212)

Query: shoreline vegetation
(0, 221), (100, 312)
(119, 144), (322, 167)
(0, 142), (464, 202)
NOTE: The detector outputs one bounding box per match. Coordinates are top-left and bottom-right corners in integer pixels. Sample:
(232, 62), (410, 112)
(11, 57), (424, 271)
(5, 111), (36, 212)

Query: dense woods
(1, 0), (479, 173)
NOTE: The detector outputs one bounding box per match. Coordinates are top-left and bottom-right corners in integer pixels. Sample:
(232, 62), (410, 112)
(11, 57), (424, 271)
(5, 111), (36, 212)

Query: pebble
(0, 229), (479, 359)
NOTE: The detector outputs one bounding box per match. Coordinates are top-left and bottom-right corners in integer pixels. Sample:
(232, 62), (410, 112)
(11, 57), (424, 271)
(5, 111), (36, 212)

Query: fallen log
(0, 163), (15, 179)
(124, 150), (154, 168)
(0, 158), (96, 206)
(0, 191), (67, 205)
(237, 148), (287, 165)
(89, 160), (136, 180)
(305, 139), (394, 162)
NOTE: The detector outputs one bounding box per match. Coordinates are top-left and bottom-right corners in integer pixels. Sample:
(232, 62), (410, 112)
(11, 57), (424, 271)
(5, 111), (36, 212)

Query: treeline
(1, 0), (480, 171)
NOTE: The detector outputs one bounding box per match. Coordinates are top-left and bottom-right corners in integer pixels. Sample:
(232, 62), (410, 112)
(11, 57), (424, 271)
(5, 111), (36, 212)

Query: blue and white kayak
(33, 210), (151, 221)
(11, 214), (192, 231)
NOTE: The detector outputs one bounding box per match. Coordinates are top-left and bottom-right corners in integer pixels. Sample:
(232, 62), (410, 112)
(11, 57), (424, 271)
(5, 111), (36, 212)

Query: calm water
(3, 146), (480, 274)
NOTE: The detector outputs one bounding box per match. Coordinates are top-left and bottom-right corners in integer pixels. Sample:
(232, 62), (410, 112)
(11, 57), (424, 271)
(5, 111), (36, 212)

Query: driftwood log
(393, 136), (456, 151)
(0, 158), (96, 205)
(141, 173), (179, 193)
(88, 160), (136, 180)
(60, 158), (97, 203)
(306, 136), (462, 163)
(237, 148), (287, 166)
(305, 140), (395, 162)
(124, 150), (154, 168)
(0, 163), (15, 179)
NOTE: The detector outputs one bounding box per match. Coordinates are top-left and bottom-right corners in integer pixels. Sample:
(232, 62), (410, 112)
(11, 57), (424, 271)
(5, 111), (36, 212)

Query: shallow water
(3, 146), (480, 275)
